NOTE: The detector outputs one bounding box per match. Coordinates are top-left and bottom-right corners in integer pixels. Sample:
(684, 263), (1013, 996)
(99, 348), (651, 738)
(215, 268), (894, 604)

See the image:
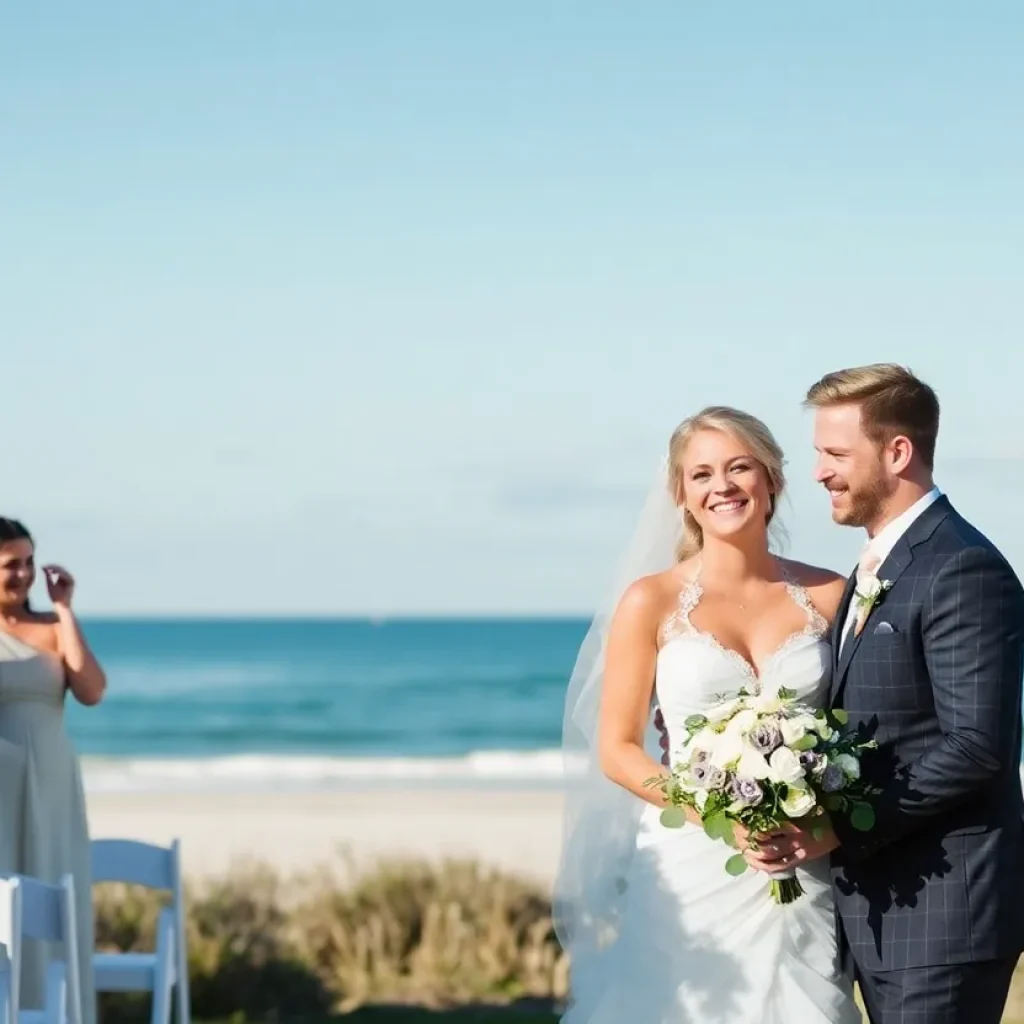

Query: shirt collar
(864, 486), (942, 567)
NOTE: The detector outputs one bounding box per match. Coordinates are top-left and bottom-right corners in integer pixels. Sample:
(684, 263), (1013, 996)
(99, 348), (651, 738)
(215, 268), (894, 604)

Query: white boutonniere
(853, 573), (892, 636)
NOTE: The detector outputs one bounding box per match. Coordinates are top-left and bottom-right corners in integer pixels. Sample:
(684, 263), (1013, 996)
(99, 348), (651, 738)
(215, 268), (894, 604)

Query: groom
(755, 363), (1024, 1023)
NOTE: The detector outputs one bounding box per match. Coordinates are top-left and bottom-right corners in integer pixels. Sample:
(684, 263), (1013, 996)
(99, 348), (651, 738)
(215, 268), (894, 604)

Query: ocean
(66, 618), (589, 793)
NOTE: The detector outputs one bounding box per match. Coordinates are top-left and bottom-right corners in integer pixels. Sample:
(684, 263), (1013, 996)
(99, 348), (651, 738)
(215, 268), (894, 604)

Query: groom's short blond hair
(804, 363), (940, 469)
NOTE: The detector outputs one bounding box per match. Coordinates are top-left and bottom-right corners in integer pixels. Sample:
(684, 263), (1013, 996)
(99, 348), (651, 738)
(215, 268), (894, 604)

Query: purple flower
(705, 765), (727, 791)
(799, 751), (826, 776)
(750, 719), (783, 755)
(728, 775), (764, 807)
(820, 764), (846, 793)
(689, 761), (710, 786)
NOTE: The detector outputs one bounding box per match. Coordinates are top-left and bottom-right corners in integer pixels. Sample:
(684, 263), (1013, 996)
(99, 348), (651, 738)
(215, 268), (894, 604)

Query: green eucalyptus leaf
(660, 807), (688, 829)
(850, 804), (876, 831)
(725, 854), (749, 876)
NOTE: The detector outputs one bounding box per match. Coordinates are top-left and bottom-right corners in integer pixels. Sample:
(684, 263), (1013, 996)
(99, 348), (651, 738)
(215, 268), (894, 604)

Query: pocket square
(873, 620), (896, 635)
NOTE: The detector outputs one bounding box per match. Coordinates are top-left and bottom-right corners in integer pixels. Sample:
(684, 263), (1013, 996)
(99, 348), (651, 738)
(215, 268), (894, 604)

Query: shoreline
(79, 750), (582, 792)
(85, 787), (567, 884)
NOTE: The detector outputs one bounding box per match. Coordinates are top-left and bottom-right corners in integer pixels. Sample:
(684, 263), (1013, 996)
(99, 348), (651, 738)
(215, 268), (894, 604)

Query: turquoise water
(63, 618), (588, 791)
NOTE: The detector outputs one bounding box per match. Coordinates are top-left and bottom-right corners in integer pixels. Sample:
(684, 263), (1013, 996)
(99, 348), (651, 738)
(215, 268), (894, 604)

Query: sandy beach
(85, 788), (566, 884)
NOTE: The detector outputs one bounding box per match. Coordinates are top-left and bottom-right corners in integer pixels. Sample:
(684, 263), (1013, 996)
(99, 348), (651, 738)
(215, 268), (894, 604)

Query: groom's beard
(833, 473), (894, 528)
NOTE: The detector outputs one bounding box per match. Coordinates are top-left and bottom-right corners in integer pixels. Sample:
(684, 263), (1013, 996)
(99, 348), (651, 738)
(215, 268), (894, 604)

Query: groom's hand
(744, 820), (839, 872)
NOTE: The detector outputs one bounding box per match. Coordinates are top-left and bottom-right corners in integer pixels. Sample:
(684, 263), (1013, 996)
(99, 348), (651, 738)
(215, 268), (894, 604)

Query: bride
(554, 406), (862, 1024)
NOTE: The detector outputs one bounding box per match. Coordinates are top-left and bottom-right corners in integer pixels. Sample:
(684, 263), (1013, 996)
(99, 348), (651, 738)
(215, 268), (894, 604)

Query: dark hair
(0, 517), (35, 611)
(0, 517), (32, 545)
(804, 363), (940, 470)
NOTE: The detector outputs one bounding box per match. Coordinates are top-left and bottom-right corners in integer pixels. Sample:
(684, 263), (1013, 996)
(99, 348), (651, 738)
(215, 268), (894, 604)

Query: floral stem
(769, 877), (804, 904)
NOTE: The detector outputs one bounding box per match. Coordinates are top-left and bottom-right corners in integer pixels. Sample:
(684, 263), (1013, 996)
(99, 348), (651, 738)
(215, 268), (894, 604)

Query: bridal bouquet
(648, 686), (878, 904)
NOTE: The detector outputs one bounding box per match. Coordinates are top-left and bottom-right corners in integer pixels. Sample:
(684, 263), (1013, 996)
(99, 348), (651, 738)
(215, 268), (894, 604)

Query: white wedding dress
(563, 572), (861, 1024)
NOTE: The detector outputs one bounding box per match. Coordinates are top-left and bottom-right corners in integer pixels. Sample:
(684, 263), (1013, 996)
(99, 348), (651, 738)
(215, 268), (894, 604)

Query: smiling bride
(554, 406), (861, 1024)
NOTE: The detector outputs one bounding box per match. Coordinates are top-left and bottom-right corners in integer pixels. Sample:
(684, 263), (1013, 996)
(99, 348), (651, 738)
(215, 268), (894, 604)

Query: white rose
(685, 726), (717, 754)
(723, 708), (759, 737)
(780, 717), (808, 746)
(782, 713), (821, 745)
(683, 727), (725, 765)
(751, 693), (784, 715)
(750, 678), (783, 710)
(814, 716), (835, 741)
(857, 575), (883, 601)
(705, 697), (742, 724)
(737, 746), (772, 781)
(833, 753), (861, 780)
(768, 746), (805, 785)
(779, 780), (817, 819)
(708, 729), (744, 769)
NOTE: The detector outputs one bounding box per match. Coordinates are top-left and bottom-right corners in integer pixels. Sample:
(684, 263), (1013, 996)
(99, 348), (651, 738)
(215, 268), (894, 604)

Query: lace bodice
(654, 568), (832, 757)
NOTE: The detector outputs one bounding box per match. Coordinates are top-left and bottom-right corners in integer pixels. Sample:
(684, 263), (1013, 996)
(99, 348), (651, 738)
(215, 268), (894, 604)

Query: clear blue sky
(2, 2), (1022, 615)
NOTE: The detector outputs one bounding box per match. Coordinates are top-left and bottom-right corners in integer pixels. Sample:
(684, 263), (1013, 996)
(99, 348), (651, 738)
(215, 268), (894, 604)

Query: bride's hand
(731, 822), (764, 852)
(744, 821), (839, 872)
(736, 822), (796, 858)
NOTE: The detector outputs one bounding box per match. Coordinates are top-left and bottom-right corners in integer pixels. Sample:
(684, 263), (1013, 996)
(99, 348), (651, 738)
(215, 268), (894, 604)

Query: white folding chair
(0, 873), (83, 1024)
(90, 840), (190, 1024)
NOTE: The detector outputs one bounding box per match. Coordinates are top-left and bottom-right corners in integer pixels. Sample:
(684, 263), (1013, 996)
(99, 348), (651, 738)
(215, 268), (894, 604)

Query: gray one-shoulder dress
(0, 631), (95, 1024)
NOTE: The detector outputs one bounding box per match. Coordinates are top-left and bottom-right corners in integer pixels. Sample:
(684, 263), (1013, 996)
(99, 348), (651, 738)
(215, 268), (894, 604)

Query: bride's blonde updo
(667, 406), (787, 561)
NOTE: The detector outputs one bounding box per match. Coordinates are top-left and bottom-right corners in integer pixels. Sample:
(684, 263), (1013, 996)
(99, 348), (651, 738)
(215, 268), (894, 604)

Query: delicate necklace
(696, 558), (781, 613)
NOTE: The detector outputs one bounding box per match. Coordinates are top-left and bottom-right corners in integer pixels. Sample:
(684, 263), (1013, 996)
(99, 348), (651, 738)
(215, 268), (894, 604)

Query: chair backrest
(0, 874), (81, 1024)
(0, 876), (23, 951)
(0, 875), (68, 944)
(0, 876), (25, 1023)
(90, 838), (190, 1024)
(91, 839), (178, 890)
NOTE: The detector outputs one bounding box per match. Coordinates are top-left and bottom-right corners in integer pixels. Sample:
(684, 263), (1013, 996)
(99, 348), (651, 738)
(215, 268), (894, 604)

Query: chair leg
(173, 974), (191, 1024)
(150, 913), (174, 1024)
(44, 962), (70, 1024)
(174, 925), (190, 1024)
(150, 976), (173, 1024)
(0, 968), (14, 1024)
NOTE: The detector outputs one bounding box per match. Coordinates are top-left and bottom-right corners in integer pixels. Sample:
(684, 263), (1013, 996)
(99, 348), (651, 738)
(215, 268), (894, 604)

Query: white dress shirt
(840, 486), (943, 649)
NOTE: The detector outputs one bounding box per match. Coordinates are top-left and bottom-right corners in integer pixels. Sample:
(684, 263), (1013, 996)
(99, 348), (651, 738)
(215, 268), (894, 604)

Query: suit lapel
(834, 538), (910, 684)
(831, 495), (952, 705)
(828, 569), (858, 706)
(831, 569), (858, 669)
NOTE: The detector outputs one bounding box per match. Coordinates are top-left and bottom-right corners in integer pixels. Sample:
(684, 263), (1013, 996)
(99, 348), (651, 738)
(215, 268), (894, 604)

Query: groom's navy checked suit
(829, 494), (1024, 1023)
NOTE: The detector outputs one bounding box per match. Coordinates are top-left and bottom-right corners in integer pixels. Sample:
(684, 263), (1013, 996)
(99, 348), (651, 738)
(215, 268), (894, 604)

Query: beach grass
(94, 856), (1024, 1022)
(96, 857), (565, 1022)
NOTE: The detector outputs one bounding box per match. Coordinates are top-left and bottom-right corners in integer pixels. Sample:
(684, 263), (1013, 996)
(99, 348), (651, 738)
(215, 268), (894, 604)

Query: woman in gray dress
(0, 516), (106, 1024)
